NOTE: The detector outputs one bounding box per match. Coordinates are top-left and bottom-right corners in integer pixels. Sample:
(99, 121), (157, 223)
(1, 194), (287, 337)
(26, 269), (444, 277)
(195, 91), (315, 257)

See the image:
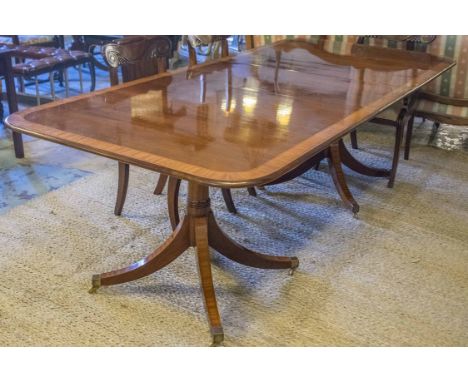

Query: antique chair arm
(419, 92), (468, 107)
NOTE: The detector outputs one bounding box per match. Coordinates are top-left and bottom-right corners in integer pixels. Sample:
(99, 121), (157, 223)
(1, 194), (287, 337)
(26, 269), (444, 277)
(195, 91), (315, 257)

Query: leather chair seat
(12, 56), (69, 76)
(11, 48), (92, 76)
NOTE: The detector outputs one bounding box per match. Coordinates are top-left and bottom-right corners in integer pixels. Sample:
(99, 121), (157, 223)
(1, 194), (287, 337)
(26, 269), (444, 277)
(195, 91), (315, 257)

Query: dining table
(5, 38), (454, 345)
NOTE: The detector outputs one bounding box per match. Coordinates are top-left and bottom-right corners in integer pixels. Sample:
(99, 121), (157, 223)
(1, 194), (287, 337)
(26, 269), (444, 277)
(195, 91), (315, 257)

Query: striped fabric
(423, 35), (468, 100)
(322, 35), (358, 54)
(359, 36), (432, 52)
(250, 35), (322, 48)
(417, 99), (468, 119)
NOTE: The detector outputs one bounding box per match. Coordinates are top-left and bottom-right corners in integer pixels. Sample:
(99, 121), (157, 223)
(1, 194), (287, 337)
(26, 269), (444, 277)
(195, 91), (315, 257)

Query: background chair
(409, 35), (468, 158)
(102, 35), (173, 216)
(339, 35), (436, 186)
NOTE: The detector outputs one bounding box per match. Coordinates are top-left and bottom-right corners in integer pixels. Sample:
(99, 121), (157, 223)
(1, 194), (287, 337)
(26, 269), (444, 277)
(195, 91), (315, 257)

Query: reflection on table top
(6, 39), (454, 187)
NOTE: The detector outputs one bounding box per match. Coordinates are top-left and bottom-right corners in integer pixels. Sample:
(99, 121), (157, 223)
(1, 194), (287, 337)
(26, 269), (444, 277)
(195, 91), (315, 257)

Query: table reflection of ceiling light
(244, 77), (260, 91)
(221, 98), (236, 113)
(242, 95), (257, 114)
(276, 101), (293, 126)
(130, 90), (163, 120)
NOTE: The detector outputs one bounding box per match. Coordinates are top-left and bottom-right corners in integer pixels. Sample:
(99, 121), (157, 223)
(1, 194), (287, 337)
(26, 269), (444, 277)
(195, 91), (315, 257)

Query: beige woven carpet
(0, 125), (467, 346)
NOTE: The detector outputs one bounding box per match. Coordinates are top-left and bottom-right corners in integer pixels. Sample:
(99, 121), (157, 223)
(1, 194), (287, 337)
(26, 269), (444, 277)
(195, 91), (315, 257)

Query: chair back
(185, 35), (229, 66)
(245, 35), (323, 49)
(102, 36), (172, 85)
(422, 36), (468, 102)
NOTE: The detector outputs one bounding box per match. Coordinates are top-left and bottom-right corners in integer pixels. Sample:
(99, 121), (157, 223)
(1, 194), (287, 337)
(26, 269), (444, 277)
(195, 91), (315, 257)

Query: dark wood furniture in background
(6, 40), (453, 345)
(71, 35), (122, 71)
(1, 41), (95, 159)
(0, 46), (23, 157)
(72, 35), (181, 71)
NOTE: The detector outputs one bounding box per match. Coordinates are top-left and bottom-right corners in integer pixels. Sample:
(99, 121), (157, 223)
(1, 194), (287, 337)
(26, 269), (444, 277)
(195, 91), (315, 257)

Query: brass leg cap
(210, 327), (224, 347)
(88, 274), (101, 294)
(288, 258), (299, 276)
(352, 204), (360, 215)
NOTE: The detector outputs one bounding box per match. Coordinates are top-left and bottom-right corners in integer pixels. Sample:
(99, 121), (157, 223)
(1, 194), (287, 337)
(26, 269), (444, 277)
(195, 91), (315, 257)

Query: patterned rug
(0, 124), (467, 346)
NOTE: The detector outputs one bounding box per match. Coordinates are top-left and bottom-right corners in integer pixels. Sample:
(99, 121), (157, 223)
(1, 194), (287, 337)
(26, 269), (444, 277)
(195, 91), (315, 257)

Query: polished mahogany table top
(6, 40), (454, 187)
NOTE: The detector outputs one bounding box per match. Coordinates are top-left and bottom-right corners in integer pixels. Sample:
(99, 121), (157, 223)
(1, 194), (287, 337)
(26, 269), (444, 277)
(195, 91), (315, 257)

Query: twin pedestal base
(89, 137), (396, 345)
(90, 182), (298, 345)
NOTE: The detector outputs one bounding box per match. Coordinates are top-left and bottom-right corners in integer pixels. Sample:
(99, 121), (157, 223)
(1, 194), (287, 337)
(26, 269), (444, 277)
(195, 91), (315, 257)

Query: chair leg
(404, 115), (415, 160)
(153, 174), (168, 195)
(221, 189), (237, 214)
(114, 162), (129, 216)
(35, 77), (40, 105)
(167, 177), (181, 230)
(314, 159), (321, 170)
(247, 187), (257, 196)
(88, 60), (96, 92)
(388, 110), (406, 188)
(64, 69), (69, 97)
(49, 72), (56, 100)
(350, 130), (358, 149)
(78, 65), (84, 93)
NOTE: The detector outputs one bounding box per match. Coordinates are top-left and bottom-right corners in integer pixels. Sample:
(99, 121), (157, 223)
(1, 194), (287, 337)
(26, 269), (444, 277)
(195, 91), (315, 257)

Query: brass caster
(288, 258), (299, 276)
(88, 274), (101, 294)
(210, 328), (224, 347)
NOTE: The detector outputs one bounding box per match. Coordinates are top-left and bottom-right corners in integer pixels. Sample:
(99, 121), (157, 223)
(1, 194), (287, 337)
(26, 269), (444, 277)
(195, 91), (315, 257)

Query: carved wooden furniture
(101, 36), (173, 216)
(71, 36), (181, 72)
(186, 35), (230, 65)
(410, 36), (468, 158)
(6, 39), (453, 345)
(71, 35), (123, 71)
